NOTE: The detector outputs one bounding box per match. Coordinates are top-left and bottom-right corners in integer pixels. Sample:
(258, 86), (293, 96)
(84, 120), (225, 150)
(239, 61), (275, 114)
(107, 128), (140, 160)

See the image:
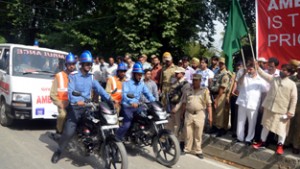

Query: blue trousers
(116, 106), (139, 140)
(57, 105), (86, 152)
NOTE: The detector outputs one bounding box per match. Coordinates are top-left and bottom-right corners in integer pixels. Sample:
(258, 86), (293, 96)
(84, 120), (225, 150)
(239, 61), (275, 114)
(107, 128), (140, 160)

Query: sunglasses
(66, 63), (76, 66)
(84, 63), (93, 66)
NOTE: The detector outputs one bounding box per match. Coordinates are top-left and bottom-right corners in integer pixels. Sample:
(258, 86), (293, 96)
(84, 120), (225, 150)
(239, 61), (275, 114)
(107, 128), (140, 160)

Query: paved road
(0, 120), (237, 169)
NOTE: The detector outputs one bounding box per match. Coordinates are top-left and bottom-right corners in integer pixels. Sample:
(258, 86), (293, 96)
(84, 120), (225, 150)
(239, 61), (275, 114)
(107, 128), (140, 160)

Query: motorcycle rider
(115, 62), (156, 140)
(50, 52), (76, 137)
(51, 50), (112, 164)
(106, 62), (128, 114)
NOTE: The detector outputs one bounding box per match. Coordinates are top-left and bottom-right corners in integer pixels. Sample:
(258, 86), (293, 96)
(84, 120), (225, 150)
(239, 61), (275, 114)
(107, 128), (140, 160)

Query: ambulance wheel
(0, 100), (13, 127)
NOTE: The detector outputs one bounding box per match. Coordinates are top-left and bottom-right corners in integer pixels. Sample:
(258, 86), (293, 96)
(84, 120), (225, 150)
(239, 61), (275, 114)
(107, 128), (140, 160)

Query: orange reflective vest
(56, 71), (68, 101)
(108, 76), (123, 102)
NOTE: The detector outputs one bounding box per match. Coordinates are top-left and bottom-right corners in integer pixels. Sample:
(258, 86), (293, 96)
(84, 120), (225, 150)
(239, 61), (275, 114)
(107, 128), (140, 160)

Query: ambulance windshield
(12, 47), (66, 78)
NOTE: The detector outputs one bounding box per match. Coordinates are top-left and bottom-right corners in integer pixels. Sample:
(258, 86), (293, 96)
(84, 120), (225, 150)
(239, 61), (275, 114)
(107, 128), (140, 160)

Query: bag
(210, 71), (232, 94)
(169, 81), (188, 104)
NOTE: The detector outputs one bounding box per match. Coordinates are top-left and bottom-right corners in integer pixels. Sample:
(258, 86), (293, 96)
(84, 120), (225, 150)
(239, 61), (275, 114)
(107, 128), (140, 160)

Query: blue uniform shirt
(68, 70), (110, 104)
(122, 79), (156, 106)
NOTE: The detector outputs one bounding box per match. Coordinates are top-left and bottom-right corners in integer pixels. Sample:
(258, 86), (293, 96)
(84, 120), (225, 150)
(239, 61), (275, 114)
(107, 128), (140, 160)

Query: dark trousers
(254, 109), (263, 142)
(116, 106), (137, 140)
(116, 106), (143, 140)
(230, 95), (238, 134)
(101, 82), (107, 89)
(57, 105), (86, 152)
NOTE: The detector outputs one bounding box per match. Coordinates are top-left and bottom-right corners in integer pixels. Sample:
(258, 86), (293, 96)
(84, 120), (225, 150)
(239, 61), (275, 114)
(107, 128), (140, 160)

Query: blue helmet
(80, 51), (93, 63)
(65, 52), (76, 63)
(132, 62), (144, 74)
(82, 50), (92, 56)
(117, 62), (128, 71)
(34, 40), (39, 46)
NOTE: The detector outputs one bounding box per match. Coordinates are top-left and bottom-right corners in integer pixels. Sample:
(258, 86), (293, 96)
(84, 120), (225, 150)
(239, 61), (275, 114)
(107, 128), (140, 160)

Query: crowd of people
(49, 50), (300, 163)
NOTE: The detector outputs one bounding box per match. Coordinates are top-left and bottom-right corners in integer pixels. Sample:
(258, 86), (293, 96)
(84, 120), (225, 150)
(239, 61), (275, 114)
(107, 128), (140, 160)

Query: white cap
(257, 57), (267, 62)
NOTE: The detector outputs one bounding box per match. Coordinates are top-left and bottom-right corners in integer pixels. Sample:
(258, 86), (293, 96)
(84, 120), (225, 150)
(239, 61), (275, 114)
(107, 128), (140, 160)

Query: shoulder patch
(222, 77), (229, 83)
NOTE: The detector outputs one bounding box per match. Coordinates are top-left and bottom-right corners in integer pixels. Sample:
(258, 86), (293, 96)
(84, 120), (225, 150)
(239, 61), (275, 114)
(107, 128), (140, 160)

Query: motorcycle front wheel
(100, 140), (128, 169)
(152, 132), (180, 167)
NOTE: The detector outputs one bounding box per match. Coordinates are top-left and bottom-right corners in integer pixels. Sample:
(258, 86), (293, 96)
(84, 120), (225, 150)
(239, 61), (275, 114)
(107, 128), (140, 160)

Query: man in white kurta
(235, 64), (267, 144)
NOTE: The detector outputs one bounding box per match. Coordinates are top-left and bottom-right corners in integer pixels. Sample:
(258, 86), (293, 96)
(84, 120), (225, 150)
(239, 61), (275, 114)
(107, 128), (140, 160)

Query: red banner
(257, 0), (300, 65)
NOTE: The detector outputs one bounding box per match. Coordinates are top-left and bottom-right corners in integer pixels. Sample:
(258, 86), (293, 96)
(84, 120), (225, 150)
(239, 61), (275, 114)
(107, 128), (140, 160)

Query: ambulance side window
(0, 49), (10, 74)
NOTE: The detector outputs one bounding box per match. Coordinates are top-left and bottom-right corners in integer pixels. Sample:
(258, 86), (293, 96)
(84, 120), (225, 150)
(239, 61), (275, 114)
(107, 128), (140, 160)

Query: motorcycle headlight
(12, 93), (31, 103)
(103, 114), (118, 125)
(156, 111), (168, 120)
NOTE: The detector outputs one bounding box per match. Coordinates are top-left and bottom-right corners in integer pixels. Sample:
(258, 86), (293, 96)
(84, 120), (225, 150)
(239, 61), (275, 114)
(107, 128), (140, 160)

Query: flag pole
(248, 33), (256, 61)
(240, 48), (246, 68)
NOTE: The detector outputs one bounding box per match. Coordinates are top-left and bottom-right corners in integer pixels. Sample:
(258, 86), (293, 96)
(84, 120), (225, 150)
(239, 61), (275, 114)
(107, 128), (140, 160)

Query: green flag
(222, 0), (248, 72)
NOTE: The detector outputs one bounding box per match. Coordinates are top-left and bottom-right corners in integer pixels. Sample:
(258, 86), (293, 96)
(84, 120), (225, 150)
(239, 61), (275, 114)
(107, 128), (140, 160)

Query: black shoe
(216, 129), (227, 137)
(208, 126), (218, 134)
(48, 132), (61, 142)
(181, 151), (186, 155)
(196, 153), (204, 159)
(292, 148), (300, 154)
(245, 141), (252, 146)
(232, 138), (242, 143)
(51, 150), (61, 164)
(179, 142), (185, 152)
(215, 130), (223, 137)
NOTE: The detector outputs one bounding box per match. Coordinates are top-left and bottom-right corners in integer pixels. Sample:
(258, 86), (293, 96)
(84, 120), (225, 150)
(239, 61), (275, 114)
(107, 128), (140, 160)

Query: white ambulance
(0, 43), (67, 126)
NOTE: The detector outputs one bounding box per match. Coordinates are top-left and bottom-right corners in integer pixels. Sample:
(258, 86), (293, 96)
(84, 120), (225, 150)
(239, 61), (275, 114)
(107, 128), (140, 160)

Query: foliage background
(0, 0), (255, 61)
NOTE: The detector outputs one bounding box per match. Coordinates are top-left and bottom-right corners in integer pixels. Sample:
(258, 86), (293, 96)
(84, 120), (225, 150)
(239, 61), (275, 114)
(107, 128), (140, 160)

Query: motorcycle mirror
(72, 91), (82, 96)
(111, 88), (118, 94)
(127, 94), (135, 99)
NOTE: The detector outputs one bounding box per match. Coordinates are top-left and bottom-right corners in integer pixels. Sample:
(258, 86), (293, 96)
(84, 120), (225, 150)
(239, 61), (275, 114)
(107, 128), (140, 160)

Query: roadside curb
(201, 134), (300, 169)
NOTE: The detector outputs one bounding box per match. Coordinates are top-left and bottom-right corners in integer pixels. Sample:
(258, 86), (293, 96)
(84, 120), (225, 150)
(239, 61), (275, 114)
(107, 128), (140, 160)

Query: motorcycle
(122, 94), (180, 167)
(64, 91), (128, 169)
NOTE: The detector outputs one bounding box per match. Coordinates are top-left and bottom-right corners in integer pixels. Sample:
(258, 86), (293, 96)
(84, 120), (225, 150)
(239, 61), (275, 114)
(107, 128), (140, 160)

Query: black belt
(188, 110), (203, 115)
(190, 111), (198, 115)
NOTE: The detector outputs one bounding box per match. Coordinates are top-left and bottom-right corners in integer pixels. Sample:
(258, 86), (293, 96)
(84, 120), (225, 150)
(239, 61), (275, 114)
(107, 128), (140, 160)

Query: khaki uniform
(50, 73), (69, 133)
(160, 64), (177, 106)
(285, 75), (300, 148)
(210, 69), (231, 129)
(181, 87), (211, 154)
(167, 78), (189, 140)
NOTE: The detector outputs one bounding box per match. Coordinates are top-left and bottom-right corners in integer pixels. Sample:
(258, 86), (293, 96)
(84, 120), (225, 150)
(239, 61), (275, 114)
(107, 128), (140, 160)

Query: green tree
(0, 36), (6, 43)
(212, 0), (255, 33)
(183, 42), (216, 59)
(0, 0), (223, 60)
(0, 0), (60, 45)
(114, 0), (215, 58)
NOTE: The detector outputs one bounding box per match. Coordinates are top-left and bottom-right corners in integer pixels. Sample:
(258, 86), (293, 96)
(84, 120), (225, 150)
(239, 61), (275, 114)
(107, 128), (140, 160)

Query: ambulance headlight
(12, 93), (31, 102)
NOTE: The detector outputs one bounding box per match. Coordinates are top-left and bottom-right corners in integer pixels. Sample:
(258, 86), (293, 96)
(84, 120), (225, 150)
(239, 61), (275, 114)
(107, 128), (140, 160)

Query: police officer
(180, 74), (212, 159)
(169, 67), (190, 151)
(50, 52), (76, 136)
(106, 62), (128, 114)
(51, 50), (111, 164)
(159, 52), (177, 107)
(210, 57), (231, 137)
(115, 62), (156, 140)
